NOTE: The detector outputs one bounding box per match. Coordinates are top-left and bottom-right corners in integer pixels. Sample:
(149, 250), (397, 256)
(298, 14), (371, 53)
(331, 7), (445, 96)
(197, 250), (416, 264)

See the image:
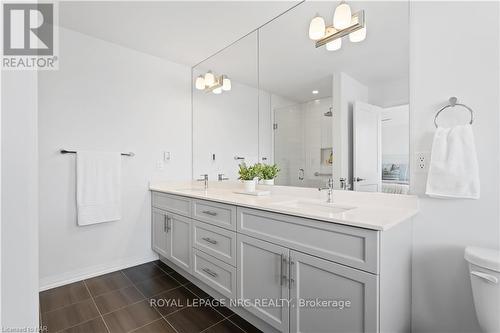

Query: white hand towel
(425, 124), (480, 199)
(77, 151), (121, 225)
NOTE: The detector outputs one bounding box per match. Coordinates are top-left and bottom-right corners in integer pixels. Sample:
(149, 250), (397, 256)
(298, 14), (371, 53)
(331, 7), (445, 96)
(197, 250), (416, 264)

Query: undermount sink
(271, 199), (355, 215)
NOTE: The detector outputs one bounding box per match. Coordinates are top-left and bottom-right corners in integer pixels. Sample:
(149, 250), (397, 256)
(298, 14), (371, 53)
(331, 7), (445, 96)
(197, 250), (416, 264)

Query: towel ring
(434, 97), (474, 128)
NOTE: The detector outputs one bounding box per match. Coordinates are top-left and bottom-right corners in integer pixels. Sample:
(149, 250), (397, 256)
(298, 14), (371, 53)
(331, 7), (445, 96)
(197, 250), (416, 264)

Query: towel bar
(434, 97), (474, 128)
(60, 149), (135, 157)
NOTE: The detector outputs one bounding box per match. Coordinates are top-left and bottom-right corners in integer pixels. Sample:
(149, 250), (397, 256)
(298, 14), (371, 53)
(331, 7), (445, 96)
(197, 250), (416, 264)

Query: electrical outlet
(414, 151), (430, 173)
(156, 160), (165, 170)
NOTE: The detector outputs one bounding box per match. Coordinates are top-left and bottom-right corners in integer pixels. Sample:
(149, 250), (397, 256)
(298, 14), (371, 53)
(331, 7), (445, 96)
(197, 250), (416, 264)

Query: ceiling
(59, 1), (299, 66)
(59, 1), (409, 104)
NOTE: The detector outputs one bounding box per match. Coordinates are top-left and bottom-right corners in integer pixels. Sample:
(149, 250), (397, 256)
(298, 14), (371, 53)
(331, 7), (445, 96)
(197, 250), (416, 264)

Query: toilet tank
(465, 246), (500, 333)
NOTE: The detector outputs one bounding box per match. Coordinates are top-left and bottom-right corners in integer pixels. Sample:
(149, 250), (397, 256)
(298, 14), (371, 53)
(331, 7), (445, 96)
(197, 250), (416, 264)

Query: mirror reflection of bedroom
(380, 105), (409, 194)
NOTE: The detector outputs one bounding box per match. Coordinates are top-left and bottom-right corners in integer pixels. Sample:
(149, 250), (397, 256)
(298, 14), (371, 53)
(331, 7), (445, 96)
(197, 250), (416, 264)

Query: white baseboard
(39, 254), (159, 291)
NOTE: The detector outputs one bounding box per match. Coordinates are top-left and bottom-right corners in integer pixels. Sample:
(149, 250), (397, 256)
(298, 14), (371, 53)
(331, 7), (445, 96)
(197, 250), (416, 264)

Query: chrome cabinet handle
(166, 216), (172, 232)
(202, 210), (217, 216)
(202, 237), (218, 245)
(202, 268), (218, 278)
(471, 271), (498, 284)
(281, 254), (288, 286)
(163, 215), (167, 232)
(354, 177), (366, 182)
(289, 260), (295, 287)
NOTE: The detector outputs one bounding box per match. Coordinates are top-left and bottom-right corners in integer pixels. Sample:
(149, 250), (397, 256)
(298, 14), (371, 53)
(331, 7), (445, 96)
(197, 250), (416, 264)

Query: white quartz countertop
(149, 181), (419, 231)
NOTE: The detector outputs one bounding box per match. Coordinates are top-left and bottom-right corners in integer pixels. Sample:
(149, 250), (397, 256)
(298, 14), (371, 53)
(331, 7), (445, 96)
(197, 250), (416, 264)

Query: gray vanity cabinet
(151, 191), (412, 333)
(289, 251), (378, 333)
(237, 234), (290, 332)
(152, 208), (169, 258)
(168, 213), (192, 271)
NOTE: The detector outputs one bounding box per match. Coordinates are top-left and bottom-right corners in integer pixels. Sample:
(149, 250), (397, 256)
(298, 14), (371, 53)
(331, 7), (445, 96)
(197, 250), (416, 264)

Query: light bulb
(308, 15), (326, 40)
(204, 71), (215, 86)
(213, 87), (222, 94)
(326, 38), (342, 51)
(349, 25), (366, 42)
(222, 76), (231, 91)
(333, 2), (352, 30)
(195, 75), (205, 90)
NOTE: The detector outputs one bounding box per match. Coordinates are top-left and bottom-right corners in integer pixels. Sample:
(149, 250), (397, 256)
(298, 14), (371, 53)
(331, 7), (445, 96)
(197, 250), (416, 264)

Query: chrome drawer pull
(166, 216), (172, 232)
(280, 254), (288, 286)
(202, 268), (218, 278)
(202, 237), (218, 245)
(202, 210), (218, 216)
(289, 260), (295, 287)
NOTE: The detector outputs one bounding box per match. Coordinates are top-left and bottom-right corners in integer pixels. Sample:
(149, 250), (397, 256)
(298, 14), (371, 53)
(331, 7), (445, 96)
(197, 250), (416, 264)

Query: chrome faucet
(318, 178), (334, 203)
(217, 173), (229, 181)
(339, 178), (351, 190)
(197, 174), (209, 190)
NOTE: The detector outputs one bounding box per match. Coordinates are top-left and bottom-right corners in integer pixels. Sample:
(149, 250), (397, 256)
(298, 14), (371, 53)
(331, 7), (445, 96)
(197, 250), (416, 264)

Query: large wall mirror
(192, 1), (410, 194)
(192, 32), (259, 181)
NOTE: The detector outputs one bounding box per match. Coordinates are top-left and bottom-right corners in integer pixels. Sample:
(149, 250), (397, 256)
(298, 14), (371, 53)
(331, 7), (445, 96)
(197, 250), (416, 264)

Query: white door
(152, 208), (169, 258)
(167, 213), (192, 271)
(289, 251), (378, 333)
(353, 101), (382, 192)
(237, 234), (290, 332)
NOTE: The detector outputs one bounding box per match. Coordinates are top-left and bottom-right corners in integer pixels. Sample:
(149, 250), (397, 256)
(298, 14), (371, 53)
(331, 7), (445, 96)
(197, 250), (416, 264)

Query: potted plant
(260, 164), (280, 185)
(238, 163), (258, 192)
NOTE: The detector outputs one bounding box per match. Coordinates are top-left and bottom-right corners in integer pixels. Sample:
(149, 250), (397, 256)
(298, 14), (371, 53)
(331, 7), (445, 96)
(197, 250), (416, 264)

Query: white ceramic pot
(243, 180), (256, 192)
(263, 179), (275, 186)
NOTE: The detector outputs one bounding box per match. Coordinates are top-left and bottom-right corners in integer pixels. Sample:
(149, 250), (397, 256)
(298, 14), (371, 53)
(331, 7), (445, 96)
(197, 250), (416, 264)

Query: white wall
(38, 28), (191, 288)
(369, 78), (409, 108)
(410, 2), (499, 332)
(382, 104), (409, 165)
(192, 80), (259, 181)
(1, 71), (39, 328)
(333, 72), (369, 188)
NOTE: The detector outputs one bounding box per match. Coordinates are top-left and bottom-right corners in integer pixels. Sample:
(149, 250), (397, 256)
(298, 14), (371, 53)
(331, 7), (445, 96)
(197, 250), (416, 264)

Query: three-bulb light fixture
(308, 1), (366, 51)
(195, 71), (231, 94)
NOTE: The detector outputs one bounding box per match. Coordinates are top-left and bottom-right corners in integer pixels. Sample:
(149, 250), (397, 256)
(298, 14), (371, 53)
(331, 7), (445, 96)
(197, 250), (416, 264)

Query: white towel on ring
(425, 125), (479, 199)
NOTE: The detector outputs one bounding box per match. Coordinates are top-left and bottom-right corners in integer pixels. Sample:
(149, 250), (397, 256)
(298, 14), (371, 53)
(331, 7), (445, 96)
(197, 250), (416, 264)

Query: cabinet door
(237, 234), (289, 332)
(152, 208), (169, 258)
(290, 251), (378, 333)
(167, 213), (192, 271)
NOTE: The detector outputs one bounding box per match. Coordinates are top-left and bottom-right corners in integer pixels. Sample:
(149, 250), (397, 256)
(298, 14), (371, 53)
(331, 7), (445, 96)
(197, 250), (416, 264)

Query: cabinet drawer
(237, 207), (379, 274)
(192, 199), (236, 231)
(192, 249), (236, 299)
(193, 221), (237, 266)
(152, 192), (191, 217)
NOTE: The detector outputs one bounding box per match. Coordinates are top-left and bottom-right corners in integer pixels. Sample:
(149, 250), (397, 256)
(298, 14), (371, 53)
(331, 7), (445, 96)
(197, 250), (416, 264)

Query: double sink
(172, 187), (355, 216)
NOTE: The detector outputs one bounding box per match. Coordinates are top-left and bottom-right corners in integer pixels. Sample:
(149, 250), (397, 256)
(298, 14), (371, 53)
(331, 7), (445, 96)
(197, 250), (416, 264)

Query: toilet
(465, 246), (500, 333)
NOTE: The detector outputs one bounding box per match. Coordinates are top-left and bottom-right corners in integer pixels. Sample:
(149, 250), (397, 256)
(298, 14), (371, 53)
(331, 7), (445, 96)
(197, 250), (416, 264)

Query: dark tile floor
(39, 260), (262, 333)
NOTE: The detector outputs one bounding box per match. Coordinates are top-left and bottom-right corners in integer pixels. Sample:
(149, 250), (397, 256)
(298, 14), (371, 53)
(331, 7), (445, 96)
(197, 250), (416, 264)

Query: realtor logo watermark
(2, 2), (58, 70)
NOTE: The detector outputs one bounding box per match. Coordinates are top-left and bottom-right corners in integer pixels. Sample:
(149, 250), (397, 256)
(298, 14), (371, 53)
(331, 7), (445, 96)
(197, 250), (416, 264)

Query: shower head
(324, 107), (333, 117)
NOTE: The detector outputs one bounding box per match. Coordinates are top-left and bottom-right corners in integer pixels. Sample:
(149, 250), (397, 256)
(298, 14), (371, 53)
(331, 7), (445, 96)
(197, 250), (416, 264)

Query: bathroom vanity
(149, 182), (418, 333)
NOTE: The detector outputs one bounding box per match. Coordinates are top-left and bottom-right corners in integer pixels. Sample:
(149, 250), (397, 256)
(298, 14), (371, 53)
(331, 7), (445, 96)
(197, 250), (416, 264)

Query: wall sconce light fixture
(195, 71), (232, 94)
(309, 1), (366, 51)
